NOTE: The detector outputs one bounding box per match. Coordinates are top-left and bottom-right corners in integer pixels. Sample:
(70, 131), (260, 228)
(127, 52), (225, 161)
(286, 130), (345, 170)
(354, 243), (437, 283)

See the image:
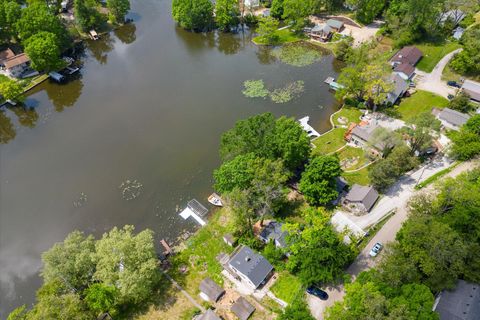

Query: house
(0, 48), (15, 68)
(386, 73), (409, 105)
(343, 184), (379, 214)
(349, 121), (379, 148)
(326, 19), (344, 32)
(433, 280), (480, 320)
(310, 24), (333, 42)
(434, 107), (471, 131)
(199, 278), (225, 303)
(390, 46), (423, 68)
(227, 245), (273, 289)
(231, 297), (255, 320)
(462, 80), (480, 102)
(223, 234), (235, 247)
(259, 221), (287, 248)
(196, 309), (222, 320)
(394, 62), (416, 80)
(439, 9), (466, 25)
(3, 53), (30, 78)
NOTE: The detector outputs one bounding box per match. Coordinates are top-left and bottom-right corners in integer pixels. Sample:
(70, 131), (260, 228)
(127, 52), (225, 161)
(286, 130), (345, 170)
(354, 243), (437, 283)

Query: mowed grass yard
(395, 90), (449, 120)
(270, 272), (304, 305)
(415, 42), (462, 73)
(343, 166), (371, 186)
(333, 107), (363, 126)
(312, 128), (346, 154)
(337, 146), (371, 171)
(253, 29), (303, 45)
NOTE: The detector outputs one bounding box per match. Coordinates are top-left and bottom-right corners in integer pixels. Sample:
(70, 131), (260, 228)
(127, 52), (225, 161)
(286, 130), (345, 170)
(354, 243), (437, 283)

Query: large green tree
(402, 112), (441, 155)
(451, 23), (480, 75)
(299, 155), (342, 206)
(448, 115), (480, 160)
(172, 0), (214, 31)
(282, 0), (314, 32)
(347, 0), (387, 24)
(257, 16), (279, 44)
(26, 293), (91, 320)
(215, 0), (239, 32)
(106, 0), (130, 23)
(270, 0), (284, 18)
(74, 0), (105, 31)
(0, 78), (23, 101)
(24, 31), (64, 72)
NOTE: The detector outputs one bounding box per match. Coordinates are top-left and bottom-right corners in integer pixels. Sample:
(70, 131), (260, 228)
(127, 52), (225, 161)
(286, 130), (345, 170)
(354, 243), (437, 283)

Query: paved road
(415, 49), (462, 98)
(308, 160), (478, 319)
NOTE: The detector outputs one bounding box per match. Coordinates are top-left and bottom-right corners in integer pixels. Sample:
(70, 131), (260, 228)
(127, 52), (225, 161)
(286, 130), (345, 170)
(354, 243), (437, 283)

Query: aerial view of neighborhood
(1, 0), (480, 319)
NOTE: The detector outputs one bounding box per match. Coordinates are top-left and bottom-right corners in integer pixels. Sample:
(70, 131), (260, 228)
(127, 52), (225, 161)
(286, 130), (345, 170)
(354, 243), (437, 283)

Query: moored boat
(208, 193), (223, 207)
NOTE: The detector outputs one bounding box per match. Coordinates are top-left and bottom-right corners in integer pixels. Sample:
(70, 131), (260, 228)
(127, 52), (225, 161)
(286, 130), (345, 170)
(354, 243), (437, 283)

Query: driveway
(415, 49), (462, 98)
(340, 21), (382, 47)
(311, 159), (478, 319)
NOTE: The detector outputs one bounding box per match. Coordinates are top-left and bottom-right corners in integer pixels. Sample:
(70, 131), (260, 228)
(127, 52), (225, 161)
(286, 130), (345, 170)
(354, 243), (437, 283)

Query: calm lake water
(0, 0), (340, 314)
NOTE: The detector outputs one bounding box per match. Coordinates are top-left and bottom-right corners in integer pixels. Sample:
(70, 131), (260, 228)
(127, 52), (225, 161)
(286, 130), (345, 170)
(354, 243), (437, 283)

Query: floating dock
(298, 116), (321, 138)
(179, 199), (208, 226)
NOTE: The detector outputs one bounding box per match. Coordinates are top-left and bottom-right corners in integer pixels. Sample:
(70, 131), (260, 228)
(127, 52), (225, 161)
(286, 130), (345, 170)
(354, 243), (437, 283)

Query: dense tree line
(448, 114), (480, 160)
(326, 168), (480, 319)
(451, 25), (480, 75)
(8, 226), (161, 319)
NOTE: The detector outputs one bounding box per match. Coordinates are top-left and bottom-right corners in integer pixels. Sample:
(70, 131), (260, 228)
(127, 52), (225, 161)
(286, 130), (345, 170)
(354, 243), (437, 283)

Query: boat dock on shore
(179, 199), (208, 226)
(299, 116), (321, 138)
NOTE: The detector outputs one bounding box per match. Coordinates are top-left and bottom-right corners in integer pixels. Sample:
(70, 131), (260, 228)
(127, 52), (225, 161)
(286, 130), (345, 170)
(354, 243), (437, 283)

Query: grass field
(253, 29), (303, 45)
(270, 272), (304, 305)
(342, 166), (371, 186)
(312, 128), (346, 155)
(395, 90), (449, 120)
(333, 107), (363, 126)
(415, 42), (462, 73)
(337, 146), (371, 171)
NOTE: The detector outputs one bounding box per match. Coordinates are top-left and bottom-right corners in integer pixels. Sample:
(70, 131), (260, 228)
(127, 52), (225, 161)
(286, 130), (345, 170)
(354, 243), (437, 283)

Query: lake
(0, 0), (339, 314)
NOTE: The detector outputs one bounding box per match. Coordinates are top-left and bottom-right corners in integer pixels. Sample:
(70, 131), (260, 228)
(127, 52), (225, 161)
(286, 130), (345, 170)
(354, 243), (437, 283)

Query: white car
(369, 242), (383, 257)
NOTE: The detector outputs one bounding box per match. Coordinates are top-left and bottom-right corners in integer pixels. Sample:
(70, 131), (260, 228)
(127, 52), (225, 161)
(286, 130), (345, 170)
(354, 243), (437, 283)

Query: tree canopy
(215, 0), (239, 32)
(449, 115), (480, 160)
(24, 31), (64, 72)
(106, 0), (130, 23)
(172, 0), (214, 31)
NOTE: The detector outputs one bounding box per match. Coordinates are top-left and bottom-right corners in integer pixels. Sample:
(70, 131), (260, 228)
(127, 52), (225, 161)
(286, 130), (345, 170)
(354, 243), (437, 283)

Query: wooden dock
(160, 239), (173, 255)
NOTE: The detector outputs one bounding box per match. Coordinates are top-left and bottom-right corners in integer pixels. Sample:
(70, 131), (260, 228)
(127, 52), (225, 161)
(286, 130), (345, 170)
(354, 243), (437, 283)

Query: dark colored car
(306, 286), (329, 300)
(447, 81), (461, 88)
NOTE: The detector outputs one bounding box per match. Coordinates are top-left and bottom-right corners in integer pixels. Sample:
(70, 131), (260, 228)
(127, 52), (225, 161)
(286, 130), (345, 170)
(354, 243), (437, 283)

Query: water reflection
(114, 22), (137, 44)
(44, 76), (84, 112)
(256, 46), (277, 65)
(0, 110), (16, 143)
(9, 105), (39, 128)
(87, 33), (115, 64)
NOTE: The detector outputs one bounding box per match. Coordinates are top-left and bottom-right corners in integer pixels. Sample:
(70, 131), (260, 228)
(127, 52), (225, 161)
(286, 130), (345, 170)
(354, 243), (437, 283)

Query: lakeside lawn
(270, 272), (304, 305)
(337, 146), (370, 171)
(312, 128), (346, 155)
(395, 90), (449, 120)
(253, 29), (303, 45)
(415, 42), (462, 73)
(342, 166), (371, 186)
(333, 107), (363, 126)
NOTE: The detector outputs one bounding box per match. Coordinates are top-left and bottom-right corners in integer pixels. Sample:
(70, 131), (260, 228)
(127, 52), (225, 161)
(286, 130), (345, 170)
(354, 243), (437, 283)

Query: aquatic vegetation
(73, 192), (87, 208)
(270, 81), (305, 103)
(242, 79), (270, 98)
(119, 179), (143, 201)
(273, 43), (323, 67)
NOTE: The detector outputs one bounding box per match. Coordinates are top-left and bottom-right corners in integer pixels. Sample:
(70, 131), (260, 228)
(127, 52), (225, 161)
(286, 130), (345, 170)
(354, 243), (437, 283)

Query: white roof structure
(299, 116), (320, 138)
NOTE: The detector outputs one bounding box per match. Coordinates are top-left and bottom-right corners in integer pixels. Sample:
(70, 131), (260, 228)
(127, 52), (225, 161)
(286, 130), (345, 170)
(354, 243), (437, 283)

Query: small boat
(89, 30), (99, 40)
(208, 193), (223, 207)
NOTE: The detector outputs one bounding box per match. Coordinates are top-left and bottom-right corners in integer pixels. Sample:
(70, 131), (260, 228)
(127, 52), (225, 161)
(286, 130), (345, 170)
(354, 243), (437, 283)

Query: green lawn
(395, 90), (449, 120)
(270, 272), (303, 305)
(253, 29), (303, 45)
(333, 107), (363, 126)
(342, 166), (371, 186)
(337, 146), (371, 171)
(312, 128), (346, 155)
(415, 42), (462, 73)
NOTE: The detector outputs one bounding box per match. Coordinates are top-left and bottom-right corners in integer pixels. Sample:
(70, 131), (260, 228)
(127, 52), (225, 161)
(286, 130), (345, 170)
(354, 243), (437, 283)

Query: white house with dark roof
(433, 280), (480, 320)
(343, 184), (379, 214)
(3, 53), (30, 78)
(227, 245), (273, 289)
(434, 107), (471, 131)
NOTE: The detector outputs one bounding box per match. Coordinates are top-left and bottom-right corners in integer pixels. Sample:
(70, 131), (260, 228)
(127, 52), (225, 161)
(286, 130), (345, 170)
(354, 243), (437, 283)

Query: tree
(257, 16), (279, 44)
(402, 112), (441, 155)
(286, 208), (355, 285)
(15, 1), (68, 48)
(26, 293), (91, 320)
(24, 31), (64, 72)
(448, 92), (473, 113)
(225, 187), (257, 234)
(41, 231), (96, 292)
(0, 78), (23, 101)
(7, 305), (27, 320)
(0, 0), (21, 42)
(282, 0), (313, 32)
(464, 114), (480, 135)
(94, 225), (160, 305)
(333, 37), (353, 62)
(172, 0), (214, 31)
(214, 153), (257, 193)
(74, 0), (105, 31)
(369, 127), (402, 157)
(270, 0), (284, 18)
(278, 298), (315, 320)
(362, 62), (394, 108)
(448, 115), (480, 160)
(299, 155), (342, 206)
(84, 283), (118, 316)
(106, 0), (130, 23)
(0, 110), (16, 143)
(215, 0), (239, 32)
(352, 0), (387, 24)
(451, 25), (480, 75)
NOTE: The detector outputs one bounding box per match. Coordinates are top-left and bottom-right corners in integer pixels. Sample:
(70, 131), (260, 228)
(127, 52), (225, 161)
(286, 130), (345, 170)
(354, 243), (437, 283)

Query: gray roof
(434, 280), (480, 320)
(311, 24), (332, 34)
(351, 121), (379, 142)
(438, 107), (471, 127)
(386, 73), (409, 104)
(198, 309), (222, 320)
(228, 246), (273, 288)
(231, 297), (255, 320)
(259, 221), (288, 248)
(326, 19), (344, 29)
(453, 27), (465, 40)
(345, 184), (379, 211)
(199, 278), (225, 302)
(462, 80), (480, 101)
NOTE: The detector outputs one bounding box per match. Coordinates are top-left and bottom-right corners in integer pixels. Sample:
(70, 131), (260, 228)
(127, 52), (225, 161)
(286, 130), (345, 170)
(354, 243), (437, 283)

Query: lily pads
(273, 43), (323, 67)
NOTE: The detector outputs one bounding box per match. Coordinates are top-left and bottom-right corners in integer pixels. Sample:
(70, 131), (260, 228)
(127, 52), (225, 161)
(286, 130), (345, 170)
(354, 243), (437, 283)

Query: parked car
(448, 94), (455, 100)
(306, 286), (329, 300)
(369, 242), (383, 257)
(447, 81), (461, 88)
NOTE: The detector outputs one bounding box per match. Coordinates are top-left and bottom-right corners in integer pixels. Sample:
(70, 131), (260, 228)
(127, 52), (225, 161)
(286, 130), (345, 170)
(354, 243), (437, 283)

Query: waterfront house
(326, 19), (344, 32)
(433, 280), (479, 320)
(259, 221), (288, 248)
(231, 297), (255, 320)
(227, 245), (273, 289)
(309, 24), (333, 42)
(196, 309), (222, 320)
(0, 48), (15, 68)
(349, 121), (379, 148)
(343, 184), (379, 214)
(4, 53), (30, 78)
(390, 46), (423, 68)
(462, 80), (480, 102)
(199, 277), (225, 303)
(386, 73), (409, 105)
(433, 107), (471, 131)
